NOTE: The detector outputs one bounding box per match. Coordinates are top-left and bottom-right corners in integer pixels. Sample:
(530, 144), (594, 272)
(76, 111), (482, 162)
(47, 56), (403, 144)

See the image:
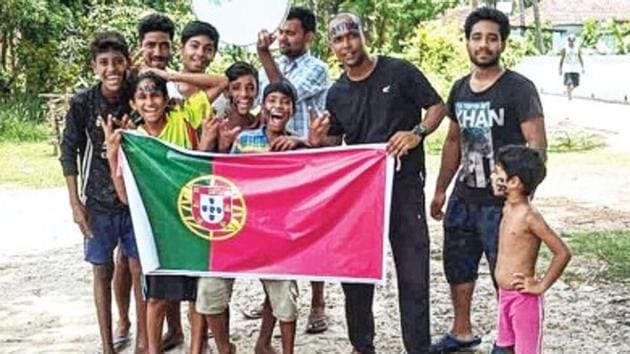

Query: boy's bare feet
(115, 318), (131, 338)
(254, 343), (277, 354)
(160, 330), (184, 351)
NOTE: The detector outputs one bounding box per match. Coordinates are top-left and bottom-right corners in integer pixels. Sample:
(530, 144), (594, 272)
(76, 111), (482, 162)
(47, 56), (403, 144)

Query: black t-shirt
(59, 84), (131, 213)
(447, 69), (544, 204)
(326, 56), (442, 179)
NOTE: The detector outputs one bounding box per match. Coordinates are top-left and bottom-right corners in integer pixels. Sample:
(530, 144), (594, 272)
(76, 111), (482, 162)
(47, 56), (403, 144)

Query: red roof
(440, 0), (630, 27)
(514, 0), (630, 26)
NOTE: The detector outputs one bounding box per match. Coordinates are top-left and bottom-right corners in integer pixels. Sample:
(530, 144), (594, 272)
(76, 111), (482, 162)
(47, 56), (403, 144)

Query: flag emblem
(178, 175), (247, 241)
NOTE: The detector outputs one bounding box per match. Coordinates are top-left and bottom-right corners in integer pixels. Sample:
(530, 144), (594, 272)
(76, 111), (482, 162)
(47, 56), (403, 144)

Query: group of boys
(61, 5), (571, 354)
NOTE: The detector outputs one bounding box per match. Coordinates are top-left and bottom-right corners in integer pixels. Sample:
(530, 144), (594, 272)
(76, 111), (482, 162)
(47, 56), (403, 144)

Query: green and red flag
(121, 132), (393, 283)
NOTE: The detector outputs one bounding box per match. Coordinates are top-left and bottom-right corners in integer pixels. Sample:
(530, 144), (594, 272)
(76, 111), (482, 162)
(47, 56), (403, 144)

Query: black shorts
(144, 275), (198, 301)
(442, 195), (502, 285)
(564, 72), (580, 87)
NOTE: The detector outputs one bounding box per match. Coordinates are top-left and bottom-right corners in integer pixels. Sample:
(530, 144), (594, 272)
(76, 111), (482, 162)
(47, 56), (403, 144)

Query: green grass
(563, 230), (630, 281)
(0, 120), (49, 142)
(0, 142), (64, 188)
(548, 130), (606, 153)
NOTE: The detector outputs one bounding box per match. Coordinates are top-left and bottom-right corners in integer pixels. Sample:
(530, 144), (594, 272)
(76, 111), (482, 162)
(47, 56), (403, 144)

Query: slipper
(113, 332), (132, 352)
(305, 311), (328, 334)
(429, 332), (481, 353)
(241, 303), (264, 320)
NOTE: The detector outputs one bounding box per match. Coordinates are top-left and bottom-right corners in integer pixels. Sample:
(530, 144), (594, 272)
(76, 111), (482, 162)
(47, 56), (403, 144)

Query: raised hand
(270, 136), (299, 151)
(257, 29), (277, 52)
(99, 114), (124, 162)
(199, 113), (222, 151)
(307, 107), (331, 147)
(218, 120), (242, 153)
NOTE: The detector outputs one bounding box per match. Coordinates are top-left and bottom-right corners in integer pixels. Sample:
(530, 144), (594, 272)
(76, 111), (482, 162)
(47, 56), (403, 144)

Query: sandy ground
(1, 95), (630, 353)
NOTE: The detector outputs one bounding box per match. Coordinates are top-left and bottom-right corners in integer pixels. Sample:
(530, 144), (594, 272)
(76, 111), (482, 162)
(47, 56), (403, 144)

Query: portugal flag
(120, 132), (393, 283)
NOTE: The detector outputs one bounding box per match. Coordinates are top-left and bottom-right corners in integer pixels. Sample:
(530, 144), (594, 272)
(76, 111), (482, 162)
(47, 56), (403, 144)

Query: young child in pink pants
(490, 145), (571, 354)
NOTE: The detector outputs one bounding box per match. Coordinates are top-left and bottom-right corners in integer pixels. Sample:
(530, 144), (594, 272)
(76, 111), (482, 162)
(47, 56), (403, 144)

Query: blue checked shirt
(230, 127), (271, 154)
(259, 52), (330, 138)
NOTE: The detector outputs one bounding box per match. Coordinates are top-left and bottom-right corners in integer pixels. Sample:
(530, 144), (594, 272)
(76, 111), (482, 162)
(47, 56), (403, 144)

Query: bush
(581, 18), (630, 54)
(0, 94), (48, 142)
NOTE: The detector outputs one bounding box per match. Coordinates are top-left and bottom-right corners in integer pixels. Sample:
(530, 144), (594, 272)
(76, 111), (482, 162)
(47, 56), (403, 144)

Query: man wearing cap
(308, 12), (446, 354)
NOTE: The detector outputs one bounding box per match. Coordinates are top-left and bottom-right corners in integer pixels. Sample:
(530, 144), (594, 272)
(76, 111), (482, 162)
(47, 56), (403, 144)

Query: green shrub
(581, 18), (630, 54)
(0, 94), (48, 142)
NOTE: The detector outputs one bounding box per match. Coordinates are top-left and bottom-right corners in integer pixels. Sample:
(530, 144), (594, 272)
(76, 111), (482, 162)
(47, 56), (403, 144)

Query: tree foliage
(581, 19), (630, 54)
(0, 0), (530, 98)
(295, 0), (462, 59)
(0, 0), (193, 94)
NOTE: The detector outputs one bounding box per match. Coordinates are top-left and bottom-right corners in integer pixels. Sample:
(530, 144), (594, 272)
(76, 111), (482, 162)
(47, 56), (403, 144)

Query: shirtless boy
(490, 145), (571, 354)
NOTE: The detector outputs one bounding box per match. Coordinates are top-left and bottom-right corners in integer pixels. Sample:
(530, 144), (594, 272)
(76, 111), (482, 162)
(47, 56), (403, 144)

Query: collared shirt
(230, 127), (295, 154)
(259, 52), (330, 138)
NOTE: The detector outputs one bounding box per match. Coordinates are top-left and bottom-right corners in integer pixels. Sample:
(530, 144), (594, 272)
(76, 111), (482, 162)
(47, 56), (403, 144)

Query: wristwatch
(412, 122), (428, 137)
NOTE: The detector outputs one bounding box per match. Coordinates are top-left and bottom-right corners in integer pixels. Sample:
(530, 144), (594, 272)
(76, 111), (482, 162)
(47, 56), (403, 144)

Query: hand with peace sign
(307, 107), (332, 147)
(217, 120), (242, 153)
(198, 113), (223, 151)
(99, 114), (129, 162)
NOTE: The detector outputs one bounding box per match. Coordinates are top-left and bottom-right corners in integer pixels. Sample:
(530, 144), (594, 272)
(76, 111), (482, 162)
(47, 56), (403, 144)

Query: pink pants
(496, 288), (544, 354)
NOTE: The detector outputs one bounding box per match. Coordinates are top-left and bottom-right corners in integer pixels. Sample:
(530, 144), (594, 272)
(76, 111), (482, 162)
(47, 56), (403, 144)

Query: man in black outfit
(308, 12), (447, 354)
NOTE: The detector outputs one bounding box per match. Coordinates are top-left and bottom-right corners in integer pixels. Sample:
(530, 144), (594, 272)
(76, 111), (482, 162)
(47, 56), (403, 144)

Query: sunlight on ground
(0, 142), (64, 188)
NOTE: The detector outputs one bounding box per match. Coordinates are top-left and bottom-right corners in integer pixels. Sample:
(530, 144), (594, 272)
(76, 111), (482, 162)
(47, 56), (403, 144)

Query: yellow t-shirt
(140, 90), (212, 149)
(170, 90), (213, 129)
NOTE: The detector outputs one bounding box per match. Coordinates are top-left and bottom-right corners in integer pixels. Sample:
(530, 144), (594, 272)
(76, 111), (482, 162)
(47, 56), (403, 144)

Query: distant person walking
(559, 34), (584, 100)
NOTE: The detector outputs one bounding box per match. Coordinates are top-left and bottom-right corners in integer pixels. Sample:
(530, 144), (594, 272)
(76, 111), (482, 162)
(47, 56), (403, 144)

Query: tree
(531, 0), (543, 53)
(517, 0), (526, 36)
